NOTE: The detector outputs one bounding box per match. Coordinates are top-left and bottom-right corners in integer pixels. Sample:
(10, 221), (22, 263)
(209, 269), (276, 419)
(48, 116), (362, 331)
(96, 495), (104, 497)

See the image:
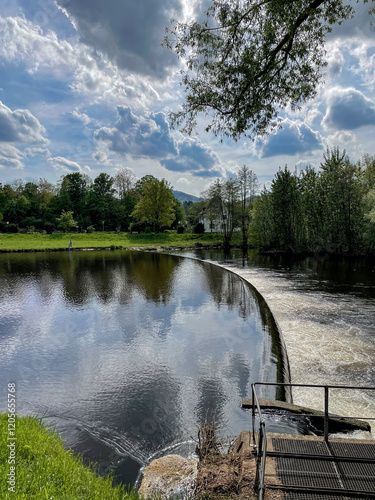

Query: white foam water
(209, 262), (375, 438)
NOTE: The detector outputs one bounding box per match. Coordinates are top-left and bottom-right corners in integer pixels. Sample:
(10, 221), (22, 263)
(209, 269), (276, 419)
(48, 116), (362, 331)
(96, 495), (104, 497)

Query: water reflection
(0, 250), (290, 485)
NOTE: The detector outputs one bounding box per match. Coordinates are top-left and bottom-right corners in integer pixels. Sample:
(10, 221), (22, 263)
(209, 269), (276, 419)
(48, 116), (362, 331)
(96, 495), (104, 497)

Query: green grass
(0, 232), (224, 252)
(0, 414), (139, 499)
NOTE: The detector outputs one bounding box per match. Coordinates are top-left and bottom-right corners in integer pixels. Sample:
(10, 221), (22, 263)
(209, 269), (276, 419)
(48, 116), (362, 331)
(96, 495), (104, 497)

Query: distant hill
(173, 190), (202, 204)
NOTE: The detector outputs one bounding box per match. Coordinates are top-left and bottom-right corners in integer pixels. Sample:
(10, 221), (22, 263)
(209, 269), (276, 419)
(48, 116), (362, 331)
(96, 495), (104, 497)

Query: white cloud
(94, 106), (224, 178)
(0, 16), (75, 78)
(55, 0), (182, 78)
(324, 45), (345, 79)
(0, 101), (48, 144)
(24, 147), (51, 157)
(322, 87), (375, 130)
(255, 119), (323, 158)
(161, 137), (223, 178)
(326, 130), (357, 150)
(0, 16), (161, 108)
(71, 110), (91, 125)
(0, 144), (24, 169)
(94, 106), (178, 159)
(48, 156), (91, 174)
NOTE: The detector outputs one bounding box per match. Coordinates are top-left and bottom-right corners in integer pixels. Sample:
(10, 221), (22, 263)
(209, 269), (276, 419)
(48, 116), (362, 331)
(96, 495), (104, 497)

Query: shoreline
(0, 242), (224, 253)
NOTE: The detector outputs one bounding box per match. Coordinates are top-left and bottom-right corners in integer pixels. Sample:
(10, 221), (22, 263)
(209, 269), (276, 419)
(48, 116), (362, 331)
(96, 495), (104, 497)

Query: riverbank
(0, 232), (228, 252)
(0, 414), (138, 499)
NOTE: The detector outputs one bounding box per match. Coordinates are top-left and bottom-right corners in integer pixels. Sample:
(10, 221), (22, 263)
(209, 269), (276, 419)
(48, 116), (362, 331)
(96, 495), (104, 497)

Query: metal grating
(328, 441), (375, 460)
(338, 462), (375, 493)
(272, 437), (330, 455)
(278, 470), (341, 489)
(270, 437), (375, 498)
(285, 494), (373, 500)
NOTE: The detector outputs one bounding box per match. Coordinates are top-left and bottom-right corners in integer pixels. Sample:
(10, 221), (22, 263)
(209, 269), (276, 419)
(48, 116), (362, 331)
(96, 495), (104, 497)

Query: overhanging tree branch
(165, 0), (374, 140)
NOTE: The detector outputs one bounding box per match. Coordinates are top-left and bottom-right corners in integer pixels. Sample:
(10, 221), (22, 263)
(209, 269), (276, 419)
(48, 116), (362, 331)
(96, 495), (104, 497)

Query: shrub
(177, 226), (185, 234)
(194, 222), (205, 234)
(87, 225), (95, 233)
(5, 223), (18, 233)
(44, 222), (54, 234)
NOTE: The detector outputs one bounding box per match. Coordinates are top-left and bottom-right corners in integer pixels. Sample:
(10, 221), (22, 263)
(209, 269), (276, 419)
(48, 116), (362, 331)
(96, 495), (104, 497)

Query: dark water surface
(0, 250), (291, 484)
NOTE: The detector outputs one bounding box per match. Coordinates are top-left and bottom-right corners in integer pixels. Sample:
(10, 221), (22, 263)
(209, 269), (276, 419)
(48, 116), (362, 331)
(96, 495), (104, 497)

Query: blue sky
(0, 0), (374, 196)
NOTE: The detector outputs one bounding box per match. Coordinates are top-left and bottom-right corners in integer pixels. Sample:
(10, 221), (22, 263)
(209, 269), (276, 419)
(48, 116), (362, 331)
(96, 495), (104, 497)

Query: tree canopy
(165, 0), (375, 140)
(131, 177), (176, 231)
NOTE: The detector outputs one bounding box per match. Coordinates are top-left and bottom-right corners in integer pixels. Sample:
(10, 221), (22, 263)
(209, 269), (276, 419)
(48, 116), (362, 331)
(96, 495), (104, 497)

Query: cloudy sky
(0, 0), (374, 196)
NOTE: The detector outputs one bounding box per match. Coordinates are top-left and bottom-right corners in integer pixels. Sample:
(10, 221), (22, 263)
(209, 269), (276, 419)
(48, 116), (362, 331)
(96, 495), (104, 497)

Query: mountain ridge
(172, 190), (202, 204)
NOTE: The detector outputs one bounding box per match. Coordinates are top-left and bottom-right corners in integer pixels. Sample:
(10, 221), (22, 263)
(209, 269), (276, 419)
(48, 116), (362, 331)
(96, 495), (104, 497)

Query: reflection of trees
(127, 252), (180, 304)
(195, 376), (228, 429)
(197, 259), (290, 402)
(225, 353), (251, 398)
(197, 260), (256, 319)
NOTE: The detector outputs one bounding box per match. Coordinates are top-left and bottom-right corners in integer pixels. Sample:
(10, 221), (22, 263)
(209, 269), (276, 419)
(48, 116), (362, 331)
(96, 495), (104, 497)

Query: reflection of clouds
(224, 353), (251, 399)
(0, 251), (283, 479)
(195, 377), (228, 428)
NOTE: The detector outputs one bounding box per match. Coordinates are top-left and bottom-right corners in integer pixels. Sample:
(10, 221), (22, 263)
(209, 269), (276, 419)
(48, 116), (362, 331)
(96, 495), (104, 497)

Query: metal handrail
(250, 382), (375, 498)
(251, 384), (267, 499)
(252, 382), (375, 440)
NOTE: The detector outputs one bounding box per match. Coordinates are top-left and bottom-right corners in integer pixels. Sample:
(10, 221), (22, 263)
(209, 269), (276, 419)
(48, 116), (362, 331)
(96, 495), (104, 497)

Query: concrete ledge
(242, 398), (371, 433)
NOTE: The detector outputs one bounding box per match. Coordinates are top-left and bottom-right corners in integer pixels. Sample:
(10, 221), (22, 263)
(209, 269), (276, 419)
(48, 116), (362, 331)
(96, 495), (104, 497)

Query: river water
(0, 250), (291, 485)
(1, 249), (374, 486)
(179, 249), (375, 438)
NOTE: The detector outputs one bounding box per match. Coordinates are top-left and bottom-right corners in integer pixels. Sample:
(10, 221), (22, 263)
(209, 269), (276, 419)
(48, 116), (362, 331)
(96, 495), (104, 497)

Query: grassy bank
(0, 232), (224, 252)
(0, 414), (138, 499)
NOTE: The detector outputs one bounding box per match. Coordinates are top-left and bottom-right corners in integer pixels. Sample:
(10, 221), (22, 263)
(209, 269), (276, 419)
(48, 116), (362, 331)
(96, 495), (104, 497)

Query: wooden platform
(234, 431), (375, 499)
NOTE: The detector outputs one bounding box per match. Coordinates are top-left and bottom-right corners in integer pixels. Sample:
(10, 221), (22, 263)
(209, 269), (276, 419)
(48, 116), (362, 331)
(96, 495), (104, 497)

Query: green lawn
(0, 232), (224, 252)
(0, 414), (139, 500)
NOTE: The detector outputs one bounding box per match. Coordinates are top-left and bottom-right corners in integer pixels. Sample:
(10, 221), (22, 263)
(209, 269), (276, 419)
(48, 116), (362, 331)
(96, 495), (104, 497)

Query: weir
(243, 382), (375, 499)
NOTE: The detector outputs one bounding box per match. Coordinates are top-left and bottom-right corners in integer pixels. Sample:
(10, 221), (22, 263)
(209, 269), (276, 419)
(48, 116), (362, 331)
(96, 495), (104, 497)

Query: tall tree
(204, 177), (240, 248)
(131, 178), (176, 231)
(114, 168), (136, 200)
(88, 173), (117, 230)
(56, 173), (90, 230)
(271, 166), (302, 250)
(113, 168), (138, 230)
(249, 188), (275, 249)
(299, 166), (322, 249)
(238, 165), (258, 247)
(165, 0), (374, 139)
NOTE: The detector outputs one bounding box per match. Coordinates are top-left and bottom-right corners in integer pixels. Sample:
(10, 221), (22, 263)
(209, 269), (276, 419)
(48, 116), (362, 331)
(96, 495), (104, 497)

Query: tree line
(249, 149), (375, 255)
(0, 170), (185, 234)
(185, 148), (375, 255)
(1, 148), (375, 255)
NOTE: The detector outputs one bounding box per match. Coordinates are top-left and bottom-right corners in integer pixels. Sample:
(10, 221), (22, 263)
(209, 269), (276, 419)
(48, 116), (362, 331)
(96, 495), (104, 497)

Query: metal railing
(250, 382), (375, 499)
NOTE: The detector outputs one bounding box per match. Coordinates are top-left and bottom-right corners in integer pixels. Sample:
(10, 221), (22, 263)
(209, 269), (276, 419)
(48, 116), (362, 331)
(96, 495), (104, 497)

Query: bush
(5, 223), (18, 233)
(194, 222), (205, 234)
(87, 225), (95, 233)
(177, 226), (185, 234)
(44, 222), (54, 234)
